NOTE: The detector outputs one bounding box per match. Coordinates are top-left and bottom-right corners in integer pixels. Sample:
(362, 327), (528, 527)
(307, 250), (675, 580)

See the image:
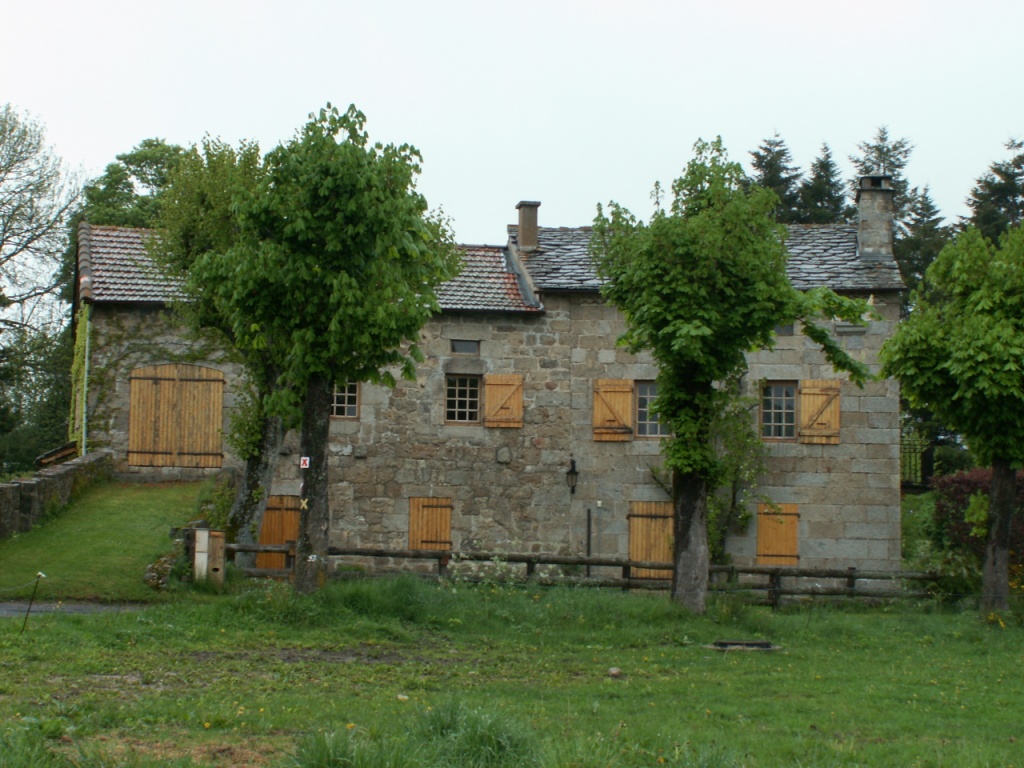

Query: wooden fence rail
(201, 539), (937, 605)
(325, 546), (938, 605)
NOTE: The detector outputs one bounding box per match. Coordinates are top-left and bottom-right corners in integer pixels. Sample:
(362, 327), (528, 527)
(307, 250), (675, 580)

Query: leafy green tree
(0, 104), (79, 470)
(155, 137), (277, 564)
(163, 105), (460, 592)
(796, 143), (849, 224)
(881, 225), (1024, 612)
(593, 138), (870, 612)
(966, 139), (1023, 243)
(748, 133), (802, 223)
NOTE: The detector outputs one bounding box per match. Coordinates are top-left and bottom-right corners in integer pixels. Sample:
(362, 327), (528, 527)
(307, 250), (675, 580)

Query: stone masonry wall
(83, 304), (243, 478)
(0, 451), (113, 541)
(316, 293), (668, 566)
(728, 291), (902, 570)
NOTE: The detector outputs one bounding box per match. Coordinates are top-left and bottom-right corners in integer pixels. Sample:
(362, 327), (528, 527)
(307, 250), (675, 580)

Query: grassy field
(0, 481), (202, 603)
(2, 577), (1023, 767)
(1, 482), (1022, 767)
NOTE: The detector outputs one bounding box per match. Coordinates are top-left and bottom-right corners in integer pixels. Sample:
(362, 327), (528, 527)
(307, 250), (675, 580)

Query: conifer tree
(749, 133), (802, 223)
(967, 139), (1023, 243)
(796, 143), (848, 224)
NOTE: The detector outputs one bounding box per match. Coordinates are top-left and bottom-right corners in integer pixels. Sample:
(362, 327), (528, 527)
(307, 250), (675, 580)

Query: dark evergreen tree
(796, 143), (849, 224)
(895, 186), (950, 300)
(849, 126), (914, 227)
(966, 139), (1023, 243)
(748, 133), (802, 223)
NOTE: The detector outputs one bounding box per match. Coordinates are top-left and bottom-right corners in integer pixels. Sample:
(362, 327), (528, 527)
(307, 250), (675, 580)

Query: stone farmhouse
(72, 176), (904, 573)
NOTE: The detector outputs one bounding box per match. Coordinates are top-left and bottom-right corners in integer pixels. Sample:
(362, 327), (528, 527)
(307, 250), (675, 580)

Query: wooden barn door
(128, 364), (224, 467)
(409, 497), (453, 550)
(628, 501), (673, 579)
(756, 504), (800, 565)
(256, 495), (301, 569)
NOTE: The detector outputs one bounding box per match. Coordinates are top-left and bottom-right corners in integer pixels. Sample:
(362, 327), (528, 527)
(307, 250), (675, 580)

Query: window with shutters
(760, 380), (841, 445)
(756, 503), (799, 565)
(593, 379), (669, 440)
(761, 381), (797, 440)
(128, 363), (224, 468)
(409, 497), (453, 550)
(446, 375), (481, 423)
(635, 381), (669, 437)
(331, 382), (359, 419)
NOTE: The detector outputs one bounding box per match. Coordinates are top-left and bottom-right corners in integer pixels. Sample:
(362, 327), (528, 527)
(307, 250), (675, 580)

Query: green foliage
(882, 225), (1024, 466)
(593, 137), (870, 481)
(158, 105), (461, 429)
(895, 186), (951, 304)
(79, 138), (184, 229)
(849, 126), (914, 224)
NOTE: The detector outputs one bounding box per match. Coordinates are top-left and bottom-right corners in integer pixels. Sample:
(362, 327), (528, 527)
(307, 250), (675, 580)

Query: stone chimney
(516, 201), (541, 251)
(855, 175), (894, 261)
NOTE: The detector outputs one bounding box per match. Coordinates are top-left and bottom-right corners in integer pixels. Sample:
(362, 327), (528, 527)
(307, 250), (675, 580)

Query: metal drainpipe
(81, 307), (91, 455)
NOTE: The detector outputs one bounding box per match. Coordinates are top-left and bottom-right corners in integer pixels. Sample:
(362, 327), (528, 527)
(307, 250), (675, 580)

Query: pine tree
(966, 139), (1024, 243)
(895, 186), (950, 300)
(796, 143), (849, 224)
(749, 133), (802, 223)
(849, 126), (914, 226)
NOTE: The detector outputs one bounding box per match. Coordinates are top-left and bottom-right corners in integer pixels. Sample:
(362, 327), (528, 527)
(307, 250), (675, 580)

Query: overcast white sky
(3, 0), (1021, 245)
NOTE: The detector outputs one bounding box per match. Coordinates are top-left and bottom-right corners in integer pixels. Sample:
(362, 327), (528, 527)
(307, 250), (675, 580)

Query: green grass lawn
(0, 481), (202, 603)
(1, 483), (1022, 767)
(1, 577), (1023, 768)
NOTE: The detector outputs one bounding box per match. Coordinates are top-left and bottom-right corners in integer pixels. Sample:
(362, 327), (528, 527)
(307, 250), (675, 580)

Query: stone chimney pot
(516, 201), (541, 251)
(855, 176), (894, 262)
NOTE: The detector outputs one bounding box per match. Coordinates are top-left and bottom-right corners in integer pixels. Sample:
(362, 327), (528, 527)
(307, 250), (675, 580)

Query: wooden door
(628, 501), (673, 578)
(256, 495), (301, 569)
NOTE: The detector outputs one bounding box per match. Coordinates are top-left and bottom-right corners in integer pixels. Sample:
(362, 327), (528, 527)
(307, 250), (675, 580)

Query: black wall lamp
(566, 458), (579, 494)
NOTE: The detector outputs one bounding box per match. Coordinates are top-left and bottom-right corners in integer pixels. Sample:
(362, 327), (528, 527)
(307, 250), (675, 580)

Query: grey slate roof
(509, 223), (904, 293)
(78, 223), (183, 304)
(437, 245), (542, 313)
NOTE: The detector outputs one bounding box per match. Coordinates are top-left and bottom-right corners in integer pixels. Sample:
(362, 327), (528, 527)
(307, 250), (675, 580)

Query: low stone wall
(0, 451), (114, 540)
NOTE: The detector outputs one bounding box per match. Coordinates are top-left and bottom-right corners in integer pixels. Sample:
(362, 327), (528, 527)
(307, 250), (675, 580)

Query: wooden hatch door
(628, 501), (673, 579)
(256, 495), (301, 569)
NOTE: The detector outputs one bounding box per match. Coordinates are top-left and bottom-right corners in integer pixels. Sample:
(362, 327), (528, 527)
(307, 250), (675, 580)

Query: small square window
(761, 382), (796, 440)
(635, 381), (670, 437)
(331, 382), (359, 419)
(446, 375), (480, 423)
(451, 340), (480, 355)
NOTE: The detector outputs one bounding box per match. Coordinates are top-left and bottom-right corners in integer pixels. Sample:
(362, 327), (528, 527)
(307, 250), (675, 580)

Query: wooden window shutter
(798, 379), (841, 445)
(593, 379), (634, 441)
(628, 501), (674, 579)
(756, 503), (799, 565)
(409, 497), (453, 551)
(256, 495), (301, 570)
(483, 374), (524, 428)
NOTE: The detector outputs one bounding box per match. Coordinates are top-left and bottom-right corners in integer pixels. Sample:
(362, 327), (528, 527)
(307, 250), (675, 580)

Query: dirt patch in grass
(189, 643), (415, 666)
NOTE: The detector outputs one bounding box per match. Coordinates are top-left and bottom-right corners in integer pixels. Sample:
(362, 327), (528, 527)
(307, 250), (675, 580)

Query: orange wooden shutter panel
(593, 379), (634, 441)
(799, 379), (841, 445)
(409, 498), (453, 551)
(256, 495), (301, 570)
(628, 501), (673, 578)
(483, 374), (524, 428)
(756, 503), (799, 565)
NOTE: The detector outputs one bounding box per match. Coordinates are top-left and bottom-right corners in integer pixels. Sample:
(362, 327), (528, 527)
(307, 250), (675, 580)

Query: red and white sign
(299, 456), (310, 469)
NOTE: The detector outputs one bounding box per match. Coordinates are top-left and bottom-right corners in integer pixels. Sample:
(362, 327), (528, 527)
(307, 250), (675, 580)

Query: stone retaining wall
(0, 451), (113, 540)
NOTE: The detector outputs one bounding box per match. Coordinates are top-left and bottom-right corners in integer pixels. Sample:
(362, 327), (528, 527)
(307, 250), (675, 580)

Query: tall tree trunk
(983, 456), (1015, 612)
(228, 414), (284, 569)
(671, 469), (710, 613)
(294, 373), (332, 594)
